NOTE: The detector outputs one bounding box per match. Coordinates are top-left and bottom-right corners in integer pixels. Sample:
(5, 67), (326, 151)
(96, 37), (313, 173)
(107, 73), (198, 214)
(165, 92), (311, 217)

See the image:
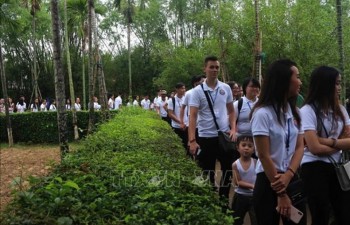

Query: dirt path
(0, 145), (60, 211)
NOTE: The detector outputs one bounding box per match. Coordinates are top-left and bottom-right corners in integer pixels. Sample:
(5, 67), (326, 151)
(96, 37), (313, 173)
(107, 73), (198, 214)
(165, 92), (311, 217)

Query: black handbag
(201, 84), (236, 154)
(286, 176), (306, 205)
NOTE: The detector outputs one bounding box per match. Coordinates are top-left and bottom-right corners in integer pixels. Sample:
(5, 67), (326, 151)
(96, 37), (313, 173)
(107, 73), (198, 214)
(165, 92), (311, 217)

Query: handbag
(201, 84), (236, 154)
(328, 155), (350, 191)
(286, 176), (306, 205)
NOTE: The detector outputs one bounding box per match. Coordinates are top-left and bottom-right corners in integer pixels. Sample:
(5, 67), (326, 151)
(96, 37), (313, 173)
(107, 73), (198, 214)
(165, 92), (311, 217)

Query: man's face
(177, 86), (186, 96)
(204, 60), (220, 79)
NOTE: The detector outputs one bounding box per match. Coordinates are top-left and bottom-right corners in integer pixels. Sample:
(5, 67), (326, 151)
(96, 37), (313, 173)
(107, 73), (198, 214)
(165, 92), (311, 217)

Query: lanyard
(272, 105), (290, 152)
(208, 88), (219, 105)
(247, 101), (252, 110)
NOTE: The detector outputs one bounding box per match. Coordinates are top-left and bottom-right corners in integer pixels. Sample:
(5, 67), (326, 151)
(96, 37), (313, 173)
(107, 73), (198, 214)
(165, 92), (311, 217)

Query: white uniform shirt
(49, 104), (56, 111)
(108, 98), (114, 110)
(181, 89), (192, 126)
(189, 80), (233, 137)
(114, 96), (122, 109)
(40, 103), (47, 112)
(234, 96), (258, 136)
(157, 99), (168, 117)
(31, 104), (39, 112)
(251, 104), (303, 174)
(300, 104), (350, 164)
(168, 95), (186, 128)
(141, 99), (151, 110)
(94, 102), (101, 110)
(74, 103), (81, 111)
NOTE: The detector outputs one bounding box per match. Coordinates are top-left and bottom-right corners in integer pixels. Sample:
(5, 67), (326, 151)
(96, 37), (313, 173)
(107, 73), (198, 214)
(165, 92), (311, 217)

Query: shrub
(0, 108), (233, 224)
(0, 111), (118, 143)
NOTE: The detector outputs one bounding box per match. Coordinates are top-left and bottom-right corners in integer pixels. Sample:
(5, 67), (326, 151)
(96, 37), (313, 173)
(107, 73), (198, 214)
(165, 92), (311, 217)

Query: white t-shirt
(49, 104), (56, 111)
(141, 99), (151, 110)
(40, 103), (47, 112)
(189, 80), (233, 137)
(251, 104), (303, 174)
(157, 99), (168, 117)
(181, 89), (192, 126)
(94, 102), (101, 110)
(133, 100), (139, 107)
(108, 98), (114, 110)
(114, 96), (122, 109)
(31, 104), (39, 112)
(74, 103), (81, 111)
(300, 104), (350, 164)
(234, 96), (258, 136)
(168, 95), (186, 128)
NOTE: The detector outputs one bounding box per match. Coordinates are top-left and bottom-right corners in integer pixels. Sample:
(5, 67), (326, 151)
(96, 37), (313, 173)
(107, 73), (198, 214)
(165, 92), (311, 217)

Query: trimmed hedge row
(0, 111), (117, 143)
(1, 108), (233, 224)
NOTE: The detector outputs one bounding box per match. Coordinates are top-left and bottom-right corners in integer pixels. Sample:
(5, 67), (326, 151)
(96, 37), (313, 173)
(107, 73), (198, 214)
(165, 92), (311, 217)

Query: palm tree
(64, 0), (78, 140)
(114, 0), (134, 98)
(50, 0), (69, 159)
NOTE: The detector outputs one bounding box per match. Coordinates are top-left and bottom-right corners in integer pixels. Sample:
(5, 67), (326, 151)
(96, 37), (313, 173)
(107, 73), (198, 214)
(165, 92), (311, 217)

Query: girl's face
(335, 75), (341, 98)
(245, 81), (259, 99)
(288, 66), (302, 98)
(231, 84), (239, 97)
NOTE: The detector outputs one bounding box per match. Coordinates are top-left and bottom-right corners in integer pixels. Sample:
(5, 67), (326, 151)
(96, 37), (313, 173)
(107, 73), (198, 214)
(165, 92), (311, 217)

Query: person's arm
(188, 106), (199, 155)
(305, 130), (339, 156)
(227, 102), (236, 141)
(179, 105), (187, 130)
(319, 125), (350, 150)
(271, 134), (303, 192)
(232, 162), (254, 189)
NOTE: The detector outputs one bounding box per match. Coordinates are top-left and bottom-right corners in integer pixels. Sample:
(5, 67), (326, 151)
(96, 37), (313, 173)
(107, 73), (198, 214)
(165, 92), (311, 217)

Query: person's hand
(180, 123), (186, 131)
(189, 141), (200, 155)
(229, 130), (237, 142)
(276, 194), (292, 217)
(271, 173), (292, 193)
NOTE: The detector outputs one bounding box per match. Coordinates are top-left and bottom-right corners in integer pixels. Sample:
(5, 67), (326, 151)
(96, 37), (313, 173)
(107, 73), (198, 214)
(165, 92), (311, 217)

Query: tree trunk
(88, 0), (95, 134)
(64, 0), (79, 140)
(0, 42), (13, 147)
(50, 0), (69, 159)
(253, 0), (262, 83)
(218, 0), (228, 82)
(127, 0), (132, 98)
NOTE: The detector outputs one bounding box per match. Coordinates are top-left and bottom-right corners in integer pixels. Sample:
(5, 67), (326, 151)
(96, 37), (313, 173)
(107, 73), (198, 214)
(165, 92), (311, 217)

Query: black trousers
(197, 137), (233, 198)
(232, 193), (257, 225)
(253, 172), (307, 225)
(173, 127), (189, 155)
(301, 161), (350, 225)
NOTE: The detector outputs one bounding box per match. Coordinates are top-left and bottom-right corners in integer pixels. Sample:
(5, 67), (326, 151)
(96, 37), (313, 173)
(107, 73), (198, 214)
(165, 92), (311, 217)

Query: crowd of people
(2, 56), (350, 225)
(155, 56), (350, 225)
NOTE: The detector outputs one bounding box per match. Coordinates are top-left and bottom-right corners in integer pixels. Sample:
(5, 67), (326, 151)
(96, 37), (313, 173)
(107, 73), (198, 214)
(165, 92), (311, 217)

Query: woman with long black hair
(250, 59), (306, 225)
(300, 66), (350, 225)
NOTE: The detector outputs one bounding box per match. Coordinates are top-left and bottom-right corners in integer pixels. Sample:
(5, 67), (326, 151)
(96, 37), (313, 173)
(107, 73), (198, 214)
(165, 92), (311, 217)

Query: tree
(50, 0), (69, 159)
(64, 0), (78, 140)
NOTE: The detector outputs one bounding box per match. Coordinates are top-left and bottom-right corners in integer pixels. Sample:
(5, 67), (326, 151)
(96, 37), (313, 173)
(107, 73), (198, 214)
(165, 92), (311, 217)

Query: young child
(231, 135), (257, 225)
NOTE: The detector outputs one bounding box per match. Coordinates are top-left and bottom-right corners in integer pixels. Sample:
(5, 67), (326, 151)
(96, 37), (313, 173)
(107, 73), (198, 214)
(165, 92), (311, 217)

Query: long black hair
(251, 59), (301, 127)
(304, 66), (345, 126)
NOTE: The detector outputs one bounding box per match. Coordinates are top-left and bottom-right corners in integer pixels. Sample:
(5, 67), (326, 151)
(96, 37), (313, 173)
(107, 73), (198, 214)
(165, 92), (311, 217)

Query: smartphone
(289, 205), (304, 224)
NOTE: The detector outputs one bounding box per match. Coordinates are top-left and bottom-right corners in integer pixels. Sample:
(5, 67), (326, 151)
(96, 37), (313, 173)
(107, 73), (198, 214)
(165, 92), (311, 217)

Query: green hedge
(0, 108), (233, 225)
(0, 111), (117, 143)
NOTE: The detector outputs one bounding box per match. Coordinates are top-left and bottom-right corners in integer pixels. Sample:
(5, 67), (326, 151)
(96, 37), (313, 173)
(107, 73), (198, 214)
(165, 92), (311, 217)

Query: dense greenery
(0, 111), (117, 143)
(1, 0), (350, 101)
(0, 108), (233, 224)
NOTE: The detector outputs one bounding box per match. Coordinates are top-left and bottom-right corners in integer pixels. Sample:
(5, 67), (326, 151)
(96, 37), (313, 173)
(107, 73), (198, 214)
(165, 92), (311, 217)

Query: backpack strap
(236, 98), (243, 124)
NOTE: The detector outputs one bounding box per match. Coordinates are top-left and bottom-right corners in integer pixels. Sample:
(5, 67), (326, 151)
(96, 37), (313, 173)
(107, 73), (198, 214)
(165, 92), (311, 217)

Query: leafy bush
(0, 111), (118, 143)
(1, 108), (234, 224)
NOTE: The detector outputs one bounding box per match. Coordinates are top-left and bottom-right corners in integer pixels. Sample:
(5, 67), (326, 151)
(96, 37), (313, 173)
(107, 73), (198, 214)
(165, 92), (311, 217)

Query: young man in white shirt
(188, 55), (236, 198)
(168, 82), (188, 152)
(140, 95), (151, 110)
(114, 93), (122, 110)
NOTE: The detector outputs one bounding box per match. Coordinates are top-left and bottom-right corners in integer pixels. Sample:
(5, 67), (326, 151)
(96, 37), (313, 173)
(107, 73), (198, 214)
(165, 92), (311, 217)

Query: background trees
(1, 0), (350, 102)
